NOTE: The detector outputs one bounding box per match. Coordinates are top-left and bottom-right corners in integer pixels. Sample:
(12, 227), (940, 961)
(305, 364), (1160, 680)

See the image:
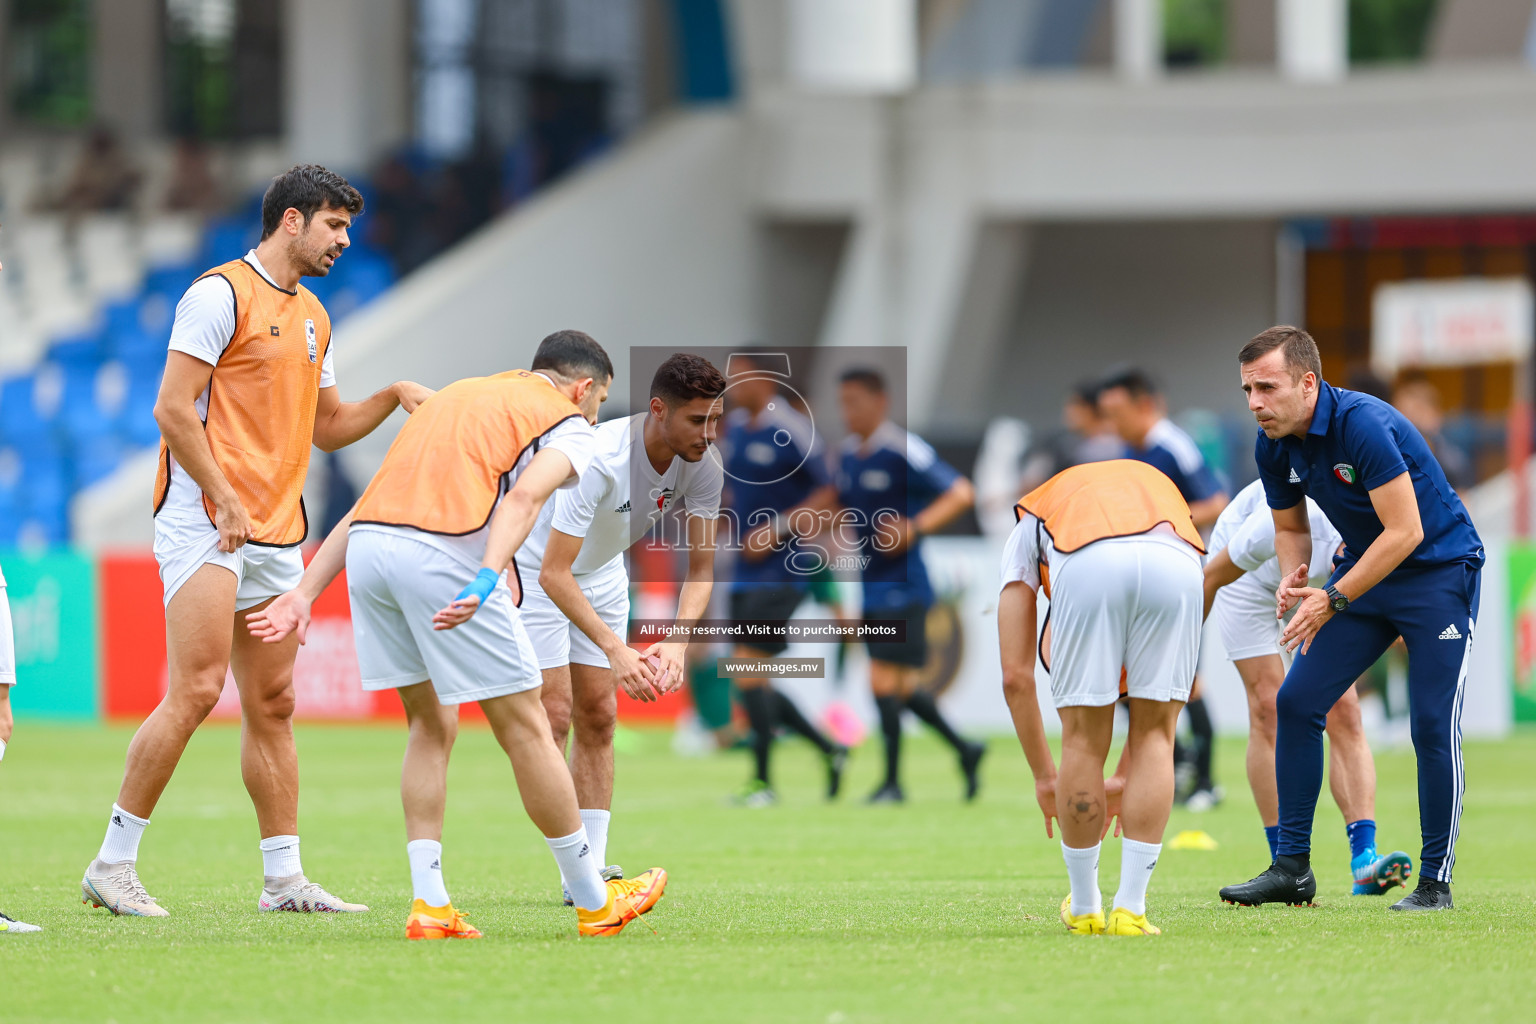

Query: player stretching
(835, 369), (983, 804)
(82, 165), (431, 917)
(250, 332), (662, 938)
(1001, 460), (1204, 936)
(518, 353), (724, 903)
(722, 355), (846, 806)
(1205, 480), (1411, 895)
(1220, 327), (1482, 912)
(1098, 368), (1229, 809)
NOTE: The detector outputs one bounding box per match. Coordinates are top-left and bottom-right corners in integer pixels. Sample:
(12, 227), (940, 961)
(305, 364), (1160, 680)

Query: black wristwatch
(1324, 584), (1349, 613)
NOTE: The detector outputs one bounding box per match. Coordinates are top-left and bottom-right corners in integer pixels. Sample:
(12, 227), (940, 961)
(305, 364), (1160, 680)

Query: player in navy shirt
(1098, 368), (1229, 807)
(835, 369), (985, 804)
(1220, 327), (1483, 912)
(719, 355), (845, 805)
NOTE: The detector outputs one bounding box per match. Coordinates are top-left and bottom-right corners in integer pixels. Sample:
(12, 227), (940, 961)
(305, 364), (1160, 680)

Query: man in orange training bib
(82, 165), (432, 918)
(998, 459), (1204, 937)
(249, 331), (663, 939)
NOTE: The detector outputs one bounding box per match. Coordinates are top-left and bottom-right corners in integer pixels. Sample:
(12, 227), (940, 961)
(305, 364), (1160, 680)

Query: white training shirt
(516, 412), (724, 585)
(999, 517), (1199, 593)
(352, 394), (597, 575)
(159, 251), (336, 520)
(1207, 479), (1341, 594)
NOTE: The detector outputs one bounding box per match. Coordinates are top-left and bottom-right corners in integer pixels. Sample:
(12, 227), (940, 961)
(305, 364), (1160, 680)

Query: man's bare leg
(83, 564), (236, 916)
(539, 664), (574, 756)
(1056, 703), (1115, 917)
(394, 681), (461, 919)
(480, 688), (609, 912)
(1107, 698), (1183, 927)
(116, 564), (238, 818)
(229, 595), (301, 839)
(568, 663), (616, 811)
(1233, 654), (1286, 827)
(1325, 685), (1375, 823)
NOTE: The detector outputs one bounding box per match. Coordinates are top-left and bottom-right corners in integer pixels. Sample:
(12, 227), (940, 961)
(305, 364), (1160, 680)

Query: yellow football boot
(1105, 907), (1161, 936)
(405, 899), (482, 940)
(610, 867), (667, 916)
(1060, 895), (1105, 935)
(576, 883), (641, 937)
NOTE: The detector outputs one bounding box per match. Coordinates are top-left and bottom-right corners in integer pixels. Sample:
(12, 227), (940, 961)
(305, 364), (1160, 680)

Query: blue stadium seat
(0, 375), (53, 445)
(73, 433), (124, 489)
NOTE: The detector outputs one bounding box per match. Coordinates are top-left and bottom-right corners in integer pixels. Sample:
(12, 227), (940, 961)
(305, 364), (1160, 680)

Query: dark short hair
(839, 367), (885, 394)
(1096, 366), (1159, 400)
(1239, 325), (1323, 382)
(260, 164), (364, 241)
(531, 329), (613, 383)
(650, 353), (726, 406)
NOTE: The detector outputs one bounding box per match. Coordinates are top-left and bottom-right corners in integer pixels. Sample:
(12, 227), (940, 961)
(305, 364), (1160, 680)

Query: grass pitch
(2, 723), (1532, 1023)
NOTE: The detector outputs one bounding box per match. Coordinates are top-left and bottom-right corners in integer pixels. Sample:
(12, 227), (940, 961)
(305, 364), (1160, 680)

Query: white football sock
(98, 803), (150, 865)
(407, 839), (450, 907)
(580, 809), (611, 867)
(0, 737), (7, 761)
(547, 827), (606, 911)
(1112, 838), (1162, 917)
(259, 835), (303, 880)
(1061, 841), (1102, 916)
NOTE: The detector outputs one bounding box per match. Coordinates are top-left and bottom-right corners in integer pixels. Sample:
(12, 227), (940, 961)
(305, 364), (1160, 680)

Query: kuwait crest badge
(1333, 463), (1357, 485)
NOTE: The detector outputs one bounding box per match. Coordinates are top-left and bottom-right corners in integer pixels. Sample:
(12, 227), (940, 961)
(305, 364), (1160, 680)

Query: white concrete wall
(74, 111), (757, 547)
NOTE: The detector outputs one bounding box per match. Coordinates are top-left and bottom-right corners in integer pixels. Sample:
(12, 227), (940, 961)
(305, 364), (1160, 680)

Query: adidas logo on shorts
(1289, 467), (1301, 484)
(1438, 624), (1463, 640)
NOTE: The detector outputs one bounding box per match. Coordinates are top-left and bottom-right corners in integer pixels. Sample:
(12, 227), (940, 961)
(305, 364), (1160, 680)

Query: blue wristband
(456, 568), (499, 605)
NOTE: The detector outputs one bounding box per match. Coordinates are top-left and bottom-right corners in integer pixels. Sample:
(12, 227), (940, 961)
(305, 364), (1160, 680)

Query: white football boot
(259, 875), (369, 913)
(81, 859), (170, 917)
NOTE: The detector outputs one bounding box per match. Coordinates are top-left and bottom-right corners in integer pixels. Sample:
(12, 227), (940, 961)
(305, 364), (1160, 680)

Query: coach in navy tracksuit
(1219, 326), (1482, 912)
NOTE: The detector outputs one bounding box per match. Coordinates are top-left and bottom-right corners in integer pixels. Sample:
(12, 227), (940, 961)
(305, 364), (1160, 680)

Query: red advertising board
(99, 552), (684, 723)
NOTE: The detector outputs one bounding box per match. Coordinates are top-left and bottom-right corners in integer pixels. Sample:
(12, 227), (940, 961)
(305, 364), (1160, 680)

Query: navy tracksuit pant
(1275, 560), (1480, 882)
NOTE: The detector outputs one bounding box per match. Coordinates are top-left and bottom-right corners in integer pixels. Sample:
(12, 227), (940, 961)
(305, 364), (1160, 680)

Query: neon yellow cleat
(405, 899), (482, 940)
(1060, 895), (1104, 935)
(610, 867), (667, 916)
(1105, 907), (1161, 935)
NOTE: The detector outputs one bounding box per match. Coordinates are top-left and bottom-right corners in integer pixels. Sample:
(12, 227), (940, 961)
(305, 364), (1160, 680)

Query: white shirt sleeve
(540, 416), (597, 489)
(319, 334), (335, 389)
(999, 515), (1041, 590)
(550, 457), (611, 539)
(1227, 506), (1279, 574)
(167, 275), (236, 366)
(681, 453), (724, 519)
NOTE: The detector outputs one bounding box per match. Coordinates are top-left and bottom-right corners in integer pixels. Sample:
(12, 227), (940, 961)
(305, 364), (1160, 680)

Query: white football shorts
(520, 569), (630, 670)
(1211, 573), (1291, 663)
(346, 527), (541, 704)
(1044, 537), (1202, 708)
(154, 512), (304, 612)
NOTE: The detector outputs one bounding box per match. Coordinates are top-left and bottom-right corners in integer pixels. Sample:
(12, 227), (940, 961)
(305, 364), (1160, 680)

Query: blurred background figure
(1097, 366), (1227, 810)
(161, 138), (223, 214)
(47, 126), (142, 216)
(1393, 371), (1475, 494)
(1020, 381), (1124, 494)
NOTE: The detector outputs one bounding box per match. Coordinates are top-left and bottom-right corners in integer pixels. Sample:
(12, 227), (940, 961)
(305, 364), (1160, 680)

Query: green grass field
(2, 723), (1533, 1023)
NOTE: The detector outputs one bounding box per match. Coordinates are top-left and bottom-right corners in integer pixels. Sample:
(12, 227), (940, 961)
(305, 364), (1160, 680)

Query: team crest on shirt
(305, 319), (317, 363)
(656, 487), (675, 511)
(1333, 463), (1357, 485)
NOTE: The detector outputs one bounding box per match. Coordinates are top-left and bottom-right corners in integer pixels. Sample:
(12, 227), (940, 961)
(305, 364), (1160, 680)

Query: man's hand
(433, 568), (498, 631)
(214, 497), (252, 553)
(610, 645), (661, 702)
(1279, 586), (1334, 655)
(1275, 562), (1308, 619)
(246, 590), (312, 645)
(1035, 776), (1058, 838)
(644, 641), (687, 694)
(1102, 775), (1125, 840)
(393, 381), (435, 413)
(885, 517), (919, 556)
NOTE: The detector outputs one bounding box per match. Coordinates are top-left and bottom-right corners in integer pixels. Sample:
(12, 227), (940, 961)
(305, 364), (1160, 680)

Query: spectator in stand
(162, 138), (223, 214)
(49, 126), (142, 216)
